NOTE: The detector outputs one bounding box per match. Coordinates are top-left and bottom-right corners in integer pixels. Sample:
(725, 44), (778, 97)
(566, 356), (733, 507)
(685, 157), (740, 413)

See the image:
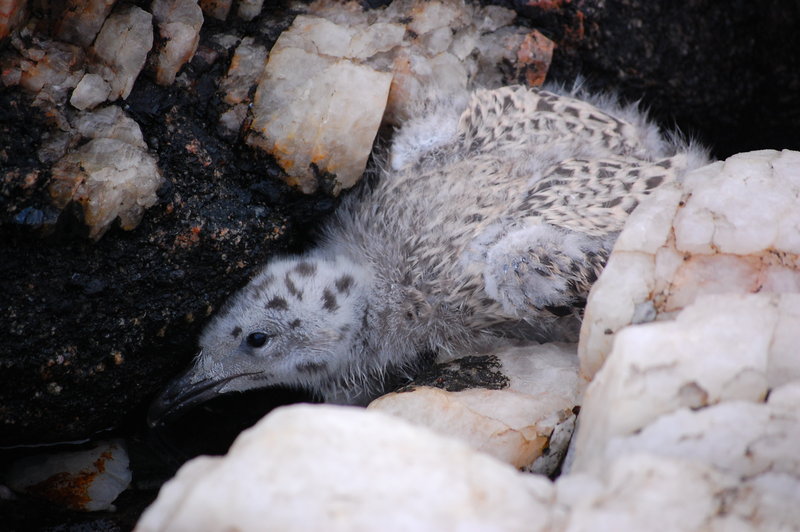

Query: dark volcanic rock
(0, 68), (335, 447)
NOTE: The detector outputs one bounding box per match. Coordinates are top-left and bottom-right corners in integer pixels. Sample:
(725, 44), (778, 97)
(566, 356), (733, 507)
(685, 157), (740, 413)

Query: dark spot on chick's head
(335, 275), (354, 295)
(322, 289), (339, 312)
(266, 297), (289, 310)
(294, 262), (316, 277)
(285, 273), (303, 300)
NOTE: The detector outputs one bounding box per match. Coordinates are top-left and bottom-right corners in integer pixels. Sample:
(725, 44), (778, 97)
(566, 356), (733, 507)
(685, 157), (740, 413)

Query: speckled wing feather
(462, 87), (687, 321)
(522, 154), (686, 236)
(458, 85), (646, 158)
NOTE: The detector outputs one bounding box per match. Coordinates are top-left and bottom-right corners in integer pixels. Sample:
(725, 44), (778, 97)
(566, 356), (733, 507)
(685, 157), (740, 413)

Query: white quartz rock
(676, 151), (800, 255)
(236, 0), (263, 21)
(53, 0), (116, 47)
(215, 36), (267, 137)
(136, 404), (554, 532)
(5, 440), (131, 511)
(0, 0), (27, 41)
(407, 0), (466, 36)
(151, 0), (203, 86)
(557, 444), (800, 531)
(219, 37), (268, 106)
(475, 4), (517, 32)
(244, 14), (402, 193)
(557, 454), (740, 532)
(50, 137), (163, 239)
(602, 382), (800, 479)
(275, 15), (406, 61)
(91, 5), (154, 100)
(217, 104), (248, 137)
(3, 34), (85, 101)
(572, 293), (798, 475)
(70, 72), (111, 110)
(247, 44), (392, 194)
(580, 150), (800, 378)
(555, 387), (800, 530)
(74, 105), (148, 149)
(369, 343), (581, 472)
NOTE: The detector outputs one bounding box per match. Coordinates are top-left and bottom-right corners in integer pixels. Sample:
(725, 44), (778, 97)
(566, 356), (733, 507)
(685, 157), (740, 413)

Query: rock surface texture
(136, 404), (555, 532)
(580, 149), (800, 377)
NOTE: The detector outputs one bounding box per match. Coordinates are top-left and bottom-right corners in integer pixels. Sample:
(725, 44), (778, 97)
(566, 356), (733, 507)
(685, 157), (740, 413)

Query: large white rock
(560, 150), (800, 530)
(136, 404), (554, 532)
(572, 293), (799, 476)
(369, 343), (581, 472)
(557, 441), (800, 531)
(602, 382), (800, 479)
(247, 42), (393, 194)
(580, 149), (800, 378)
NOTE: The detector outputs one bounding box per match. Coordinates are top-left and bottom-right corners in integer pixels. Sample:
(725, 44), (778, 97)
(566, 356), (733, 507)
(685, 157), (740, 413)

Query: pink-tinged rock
(516, 30), (555, 87)
(151, 0), (203, 86)
(580, 150), (800, 378)
(2, 33), (85, 100)
(0, 0), (28, 40)
(90, 5), (153, 100)
(198, 0), (231, 21)
(53, 0), (117, 48)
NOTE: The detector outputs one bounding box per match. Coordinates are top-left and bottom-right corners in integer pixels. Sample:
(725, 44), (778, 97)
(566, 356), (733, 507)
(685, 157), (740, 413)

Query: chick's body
(150, 84), (709, 420)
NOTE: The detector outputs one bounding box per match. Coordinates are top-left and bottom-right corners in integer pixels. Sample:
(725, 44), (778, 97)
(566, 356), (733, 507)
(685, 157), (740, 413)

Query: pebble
(369, 343), (581, 473)
(6, 440), (132, 511)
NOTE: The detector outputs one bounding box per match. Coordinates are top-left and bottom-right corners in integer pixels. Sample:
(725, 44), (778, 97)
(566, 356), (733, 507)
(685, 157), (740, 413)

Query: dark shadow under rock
(493, 0), (800, 159)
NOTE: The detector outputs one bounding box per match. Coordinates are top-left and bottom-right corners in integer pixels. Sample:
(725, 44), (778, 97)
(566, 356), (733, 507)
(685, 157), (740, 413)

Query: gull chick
(150, 84), (708, 423)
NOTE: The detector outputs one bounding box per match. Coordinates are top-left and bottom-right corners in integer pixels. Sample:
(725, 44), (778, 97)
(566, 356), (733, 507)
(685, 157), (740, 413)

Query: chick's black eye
(246, 331), (270, 348)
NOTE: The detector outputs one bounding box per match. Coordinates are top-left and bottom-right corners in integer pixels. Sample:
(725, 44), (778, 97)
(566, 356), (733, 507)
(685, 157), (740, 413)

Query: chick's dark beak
(147, 361), (261, 428)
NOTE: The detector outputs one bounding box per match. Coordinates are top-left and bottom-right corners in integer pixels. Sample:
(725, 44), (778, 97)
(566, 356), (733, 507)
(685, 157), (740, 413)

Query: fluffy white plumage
(150, 83), (709, 421)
